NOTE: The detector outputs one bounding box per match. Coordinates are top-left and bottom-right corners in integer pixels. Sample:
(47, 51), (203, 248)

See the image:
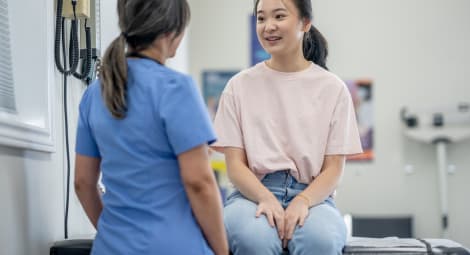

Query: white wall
(188, 0), (470, 247)
(187, 0), (253, 85)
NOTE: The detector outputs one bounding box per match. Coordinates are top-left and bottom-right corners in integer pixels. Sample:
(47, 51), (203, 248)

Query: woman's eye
(275, 14), (285, 19)
(257, 16), (264, 22)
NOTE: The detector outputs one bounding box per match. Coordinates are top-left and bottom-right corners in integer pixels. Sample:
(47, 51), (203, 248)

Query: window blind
(0, 0), (15, 112)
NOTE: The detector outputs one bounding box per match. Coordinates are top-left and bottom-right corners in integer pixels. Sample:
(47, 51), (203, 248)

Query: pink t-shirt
(212, 62), (363, 184)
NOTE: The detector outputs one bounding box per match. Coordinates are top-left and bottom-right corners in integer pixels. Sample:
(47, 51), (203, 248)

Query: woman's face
(255, 0), (310, 57)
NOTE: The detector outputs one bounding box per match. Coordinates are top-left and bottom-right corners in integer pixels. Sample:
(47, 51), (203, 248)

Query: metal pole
(435, 140), (449, 238)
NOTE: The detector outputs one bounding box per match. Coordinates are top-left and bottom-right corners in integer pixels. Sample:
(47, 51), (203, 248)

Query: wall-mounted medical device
(401, 102), (470, 239)
(62, 0), (90, 18)
(55, 0), (100, 84)
(401, 102), (469, 131)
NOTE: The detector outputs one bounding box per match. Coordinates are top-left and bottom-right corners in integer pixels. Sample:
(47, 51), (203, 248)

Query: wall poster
(346, 79), (374, 161)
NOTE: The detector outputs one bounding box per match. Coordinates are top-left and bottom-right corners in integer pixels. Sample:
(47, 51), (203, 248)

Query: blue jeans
(224, 170), (346, 255)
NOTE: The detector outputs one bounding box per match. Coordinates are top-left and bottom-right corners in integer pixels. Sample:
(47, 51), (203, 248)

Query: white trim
(0, 116), (53, 152)
(0, 0), (54, 152)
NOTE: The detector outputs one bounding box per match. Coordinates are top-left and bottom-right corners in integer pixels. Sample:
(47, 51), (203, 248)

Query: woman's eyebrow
(257, 7), (287, 15)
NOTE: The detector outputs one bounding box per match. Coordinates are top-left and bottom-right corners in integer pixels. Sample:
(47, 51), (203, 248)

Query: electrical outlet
(62, 0), (90, 18)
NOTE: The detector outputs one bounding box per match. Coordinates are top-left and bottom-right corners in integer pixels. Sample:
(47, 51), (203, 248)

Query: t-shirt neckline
(260, 61), (314, 77)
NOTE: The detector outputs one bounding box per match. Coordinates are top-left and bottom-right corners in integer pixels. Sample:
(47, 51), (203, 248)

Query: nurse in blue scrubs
(73, 0), (228, 254)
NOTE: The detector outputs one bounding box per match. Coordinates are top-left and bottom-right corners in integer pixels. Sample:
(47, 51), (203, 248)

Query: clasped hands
(255, 195), (310, 248)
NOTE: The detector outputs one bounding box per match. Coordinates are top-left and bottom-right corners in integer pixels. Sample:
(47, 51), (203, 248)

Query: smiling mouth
(265, 36), (282, 41)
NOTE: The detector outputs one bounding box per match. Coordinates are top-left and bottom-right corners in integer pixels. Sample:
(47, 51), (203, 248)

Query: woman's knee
(229, 224), (282, 254)
(288, 203), (346, 255)
(290, 230), (344, 255)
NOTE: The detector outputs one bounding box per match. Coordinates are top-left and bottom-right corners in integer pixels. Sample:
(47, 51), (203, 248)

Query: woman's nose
(265, 19), (277, 32)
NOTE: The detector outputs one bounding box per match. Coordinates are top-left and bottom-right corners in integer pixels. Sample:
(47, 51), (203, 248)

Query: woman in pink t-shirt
(212, 0), (363, 254)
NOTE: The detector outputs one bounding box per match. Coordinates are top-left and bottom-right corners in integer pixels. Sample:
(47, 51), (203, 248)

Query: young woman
(212, 0), (362, 254)
(74, 0), (228, 254)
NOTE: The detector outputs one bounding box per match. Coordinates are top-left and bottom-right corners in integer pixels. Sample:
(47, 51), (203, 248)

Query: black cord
(55, 0), (76, 240)
(71, 20), (92, 81)
(61, 16), (71, 240)
(417, 239), (434, 255)
(68, 10), (93, 82)
(54, 0), (79, 75)
(72, 3), (77, 20)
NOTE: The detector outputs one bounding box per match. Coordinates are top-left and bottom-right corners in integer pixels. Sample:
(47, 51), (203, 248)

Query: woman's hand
(282, 196), (310, 248)
(256, 196), (286, 240)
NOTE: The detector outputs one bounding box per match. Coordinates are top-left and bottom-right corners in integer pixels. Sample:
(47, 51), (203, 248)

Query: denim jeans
(224, 170), (346, 255)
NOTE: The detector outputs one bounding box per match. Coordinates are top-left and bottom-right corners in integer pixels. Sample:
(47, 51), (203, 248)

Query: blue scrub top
(76, 58), (216, 255)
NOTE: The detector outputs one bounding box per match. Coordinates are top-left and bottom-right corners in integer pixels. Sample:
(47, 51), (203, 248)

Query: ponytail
(303, 25), (329, 70)
(99, 34), (128, 119)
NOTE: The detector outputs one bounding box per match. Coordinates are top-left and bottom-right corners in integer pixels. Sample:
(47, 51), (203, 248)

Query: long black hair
(100, 0), (190, 119)
(254, 0), (329, 69)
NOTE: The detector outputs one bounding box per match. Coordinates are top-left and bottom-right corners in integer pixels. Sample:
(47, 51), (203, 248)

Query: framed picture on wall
(202, 70), (238, 120)
(345, 79), (374, 161)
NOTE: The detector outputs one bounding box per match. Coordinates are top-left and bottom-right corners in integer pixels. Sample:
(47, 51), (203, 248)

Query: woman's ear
(153, 32), (177, 47)
(303, 18), (312, 32)
(164, 31), (181, 42)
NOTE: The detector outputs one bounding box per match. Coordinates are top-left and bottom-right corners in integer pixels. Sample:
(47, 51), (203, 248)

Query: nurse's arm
(75, 154), (103, 229)
(179, 144), (229, 255)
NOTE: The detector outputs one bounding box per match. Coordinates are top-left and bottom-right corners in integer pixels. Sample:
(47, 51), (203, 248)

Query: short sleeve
(211, 85), (244, 151)
(160, 75), (216, 155)
(75, 87), (101, 157)
(325, 85), (363, 155)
